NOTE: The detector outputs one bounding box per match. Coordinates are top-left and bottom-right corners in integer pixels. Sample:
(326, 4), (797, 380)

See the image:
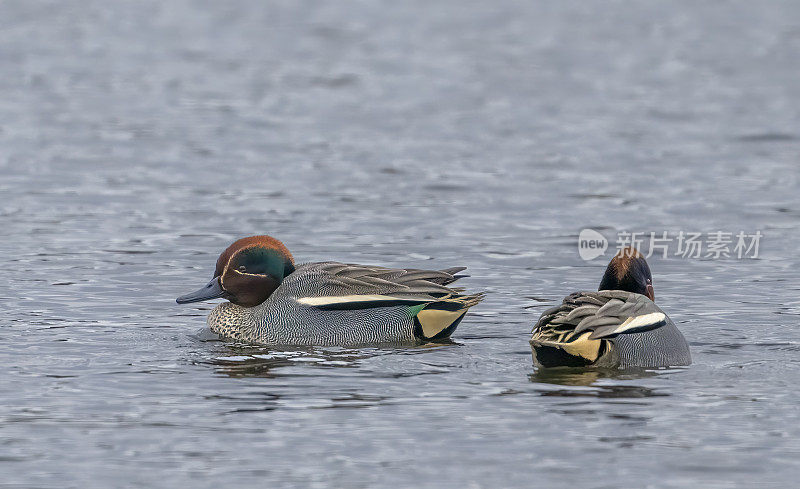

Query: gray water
(2, 1), (799, 487)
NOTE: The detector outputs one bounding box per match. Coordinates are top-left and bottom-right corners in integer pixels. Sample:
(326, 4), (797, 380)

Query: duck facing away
(177, 235), (483, 346)
(530, 247), (691, 368)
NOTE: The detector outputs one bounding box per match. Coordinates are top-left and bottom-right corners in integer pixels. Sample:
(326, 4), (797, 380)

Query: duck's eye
(237, 266), (247, 272)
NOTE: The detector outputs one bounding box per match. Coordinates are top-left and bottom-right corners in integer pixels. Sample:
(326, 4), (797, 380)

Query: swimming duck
(530, 247), (690, 368)
(177, 235), (483, 345)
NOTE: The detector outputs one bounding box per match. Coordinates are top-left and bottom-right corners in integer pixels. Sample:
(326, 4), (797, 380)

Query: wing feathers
(574, 315), (620, 334)
(297, 262), (481, 312)
(532, 291), (669, 345)
(588, 312), (666, 339)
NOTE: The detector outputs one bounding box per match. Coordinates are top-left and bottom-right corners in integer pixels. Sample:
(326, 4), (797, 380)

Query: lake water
(1, 1), (799, 487)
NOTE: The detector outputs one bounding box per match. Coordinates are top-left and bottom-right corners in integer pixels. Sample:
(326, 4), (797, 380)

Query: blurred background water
(1, 1), (799, 487)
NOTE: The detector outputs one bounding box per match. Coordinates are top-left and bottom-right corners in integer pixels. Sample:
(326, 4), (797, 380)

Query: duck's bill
(646, 283), (655, 302)
(176, 277), (226, 304)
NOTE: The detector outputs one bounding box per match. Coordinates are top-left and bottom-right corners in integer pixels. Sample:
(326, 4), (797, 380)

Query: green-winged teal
(177, 235), (483, 345)
(530, 247), (691, 368)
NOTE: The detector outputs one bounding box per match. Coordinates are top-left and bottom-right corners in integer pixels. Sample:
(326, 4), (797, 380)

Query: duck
(530, 247), (691, 368)
(176, 235), (483, 345)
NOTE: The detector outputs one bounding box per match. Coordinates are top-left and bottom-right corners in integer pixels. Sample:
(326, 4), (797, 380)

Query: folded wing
(293, 262), (482, 340)
(530, 290), (667, 366)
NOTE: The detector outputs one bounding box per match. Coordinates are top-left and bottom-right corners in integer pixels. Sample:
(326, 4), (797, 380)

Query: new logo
(578, 229), (608, 261)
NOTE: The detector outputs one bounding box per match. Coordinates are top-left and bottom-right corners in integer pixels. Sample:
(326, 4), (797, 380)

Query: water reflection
(528, 367), (667, 398)
(198, 336), (455, 378)
(538, 384), (666, 399)
(530, 366), (659, 385)
(206, 345), (373, 378)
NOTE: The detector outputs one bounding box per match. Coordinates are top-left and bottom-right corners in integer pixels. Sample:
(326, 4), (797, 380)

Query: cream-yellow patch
(417, 308), (466, 338)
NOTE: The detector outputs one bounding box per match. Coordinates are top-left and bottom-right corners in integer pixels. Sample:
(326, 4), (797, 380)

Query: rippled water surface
(2, 1), (800, 487)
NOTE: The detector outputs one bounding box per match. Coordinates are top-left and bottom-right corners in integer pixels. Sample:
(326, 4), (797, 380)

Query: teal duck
(530, 247), (691, 368)
(177, 235), (483, 345)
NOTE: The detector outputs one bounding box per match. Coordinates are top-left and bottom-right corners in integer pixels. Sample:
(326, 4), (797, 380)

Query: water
(1, 1), (799, 487)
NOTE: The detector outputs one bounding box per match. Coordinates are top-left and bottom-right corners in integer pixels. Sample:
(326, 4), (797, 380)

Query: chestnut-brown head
(598, 247), (655, 301)
(176, 235), (295, 308)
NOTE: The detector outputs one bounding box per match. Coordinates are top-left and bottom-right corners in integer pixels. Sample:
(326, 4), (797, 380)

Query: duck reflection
(193, 336), (458, 413)
(528, 366), (667, 398)
(207, 344), (382, 378)
(195, 329), (454, 379)
(528, 366), (677, 448)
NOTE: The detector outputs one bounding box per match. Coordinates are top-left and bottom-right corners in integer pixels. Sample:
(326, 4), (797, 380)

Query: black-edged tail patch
(412, 302), (469, 341)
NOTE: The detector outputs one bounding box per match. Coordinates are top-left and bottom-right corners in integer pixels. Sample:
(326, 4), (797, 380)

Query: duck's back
(531, 290), (691, 368)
